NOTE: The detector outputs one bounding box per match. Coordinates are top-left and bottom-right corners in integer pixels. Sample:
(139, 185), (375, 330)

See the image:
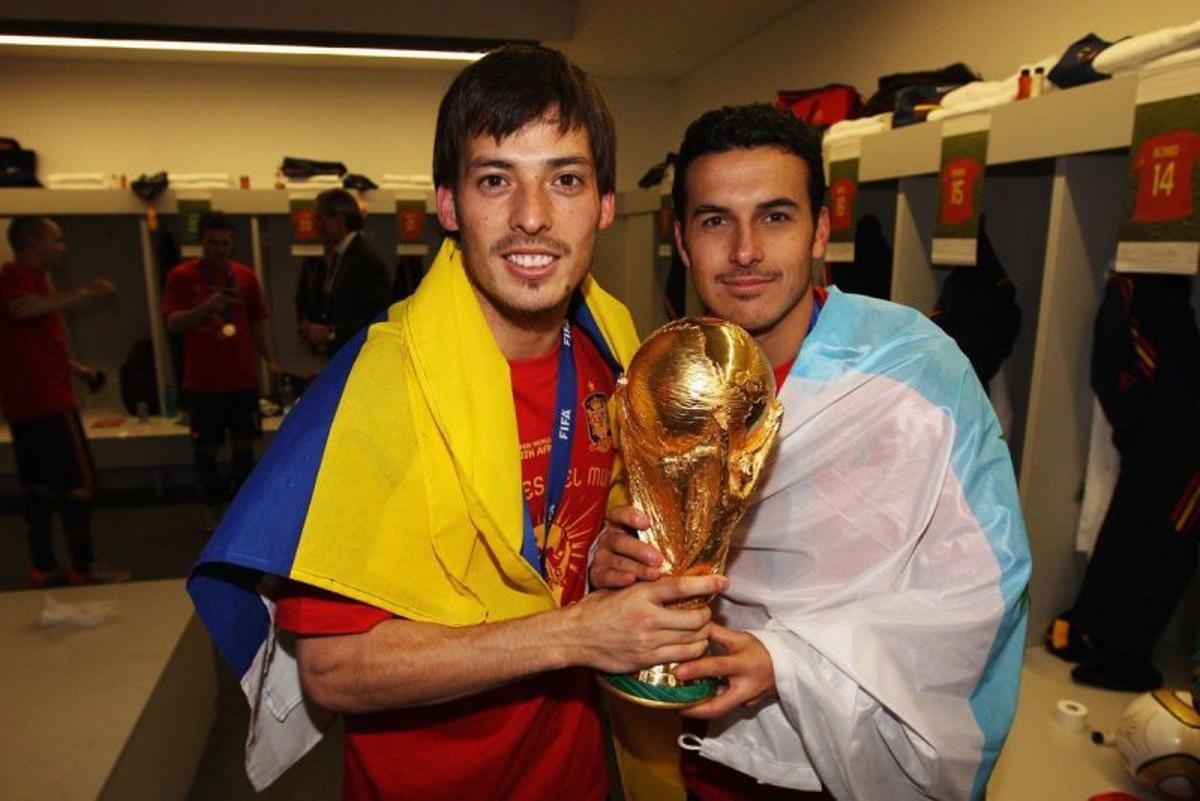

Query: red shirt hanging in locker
(829, 178), (857, 233)
(1132, 130), (1200, 224)
(940, 156), (984, 226)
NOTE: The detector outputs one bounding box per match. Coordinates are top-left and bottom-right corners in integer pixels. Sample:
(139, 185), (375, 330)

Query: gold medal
(221, 322), (237, 338)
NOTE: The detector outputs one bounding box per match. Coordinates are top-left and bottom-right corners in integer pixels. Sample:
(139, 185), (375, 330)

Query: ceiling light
(0, 34), (486, 61)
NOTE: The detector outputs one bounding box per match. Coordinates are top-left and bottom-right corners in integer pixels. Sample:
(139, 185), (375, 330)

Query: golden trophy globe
(599, 317), (783, 708)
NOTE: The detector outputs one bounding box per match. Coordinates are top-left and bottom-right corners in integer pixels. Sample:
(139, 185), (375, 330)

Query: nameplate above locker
(931, 113), (990, 266)
(1115, 53), (1200, 275)
(825, 139), (860, 263)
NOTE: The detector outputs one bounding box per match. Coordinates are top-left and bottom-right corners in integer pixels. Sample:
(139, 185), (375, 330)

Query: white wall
(674, 0), (1200, 129)
(1, 56), (677, 194)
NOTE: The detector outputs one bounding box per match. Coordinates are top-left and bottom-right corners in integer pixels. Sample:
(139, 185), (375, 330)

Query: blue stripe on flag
(188, 321), (375, 677)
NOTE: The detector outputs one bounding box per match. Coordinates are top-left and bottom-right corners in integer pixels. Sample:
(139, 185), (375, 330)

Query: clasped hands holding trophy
(590, 318), (782, 714)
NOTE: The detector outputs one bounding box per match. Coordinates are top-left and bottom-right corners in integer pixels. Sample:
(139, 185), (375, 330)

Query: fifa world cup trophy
(599, 317), (782, 708)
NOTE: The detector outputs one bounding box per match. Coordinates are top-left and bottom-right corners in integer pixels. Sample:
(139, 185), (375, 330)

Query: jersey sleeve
(275, 580), (394, 636)
(161, 267), (192, 316)
(0, 264), (41, 304)
(246, 275), (269, 323)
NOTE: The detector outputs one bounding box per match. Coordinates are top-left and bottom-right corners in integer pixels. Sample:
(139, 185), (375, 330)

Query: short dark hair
(7, 216), (49, 255)
(316, 188), (364, 232)
(672, 104), (825, 224)
(197, 211), (234, 238)
(433, 44), (616, 196)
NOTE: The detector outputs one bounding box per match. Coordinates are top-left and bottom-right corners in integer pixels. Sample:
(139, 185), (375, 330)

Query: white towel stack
(45, 172), (114, 190)
(1094, 19), (1200, 75)
(378, 174), (434, 191)
(822, 114), (891, 150)
(283, 175), (341, 191)
(927, 53), (1057, 121)
(171, 172), (232, 190)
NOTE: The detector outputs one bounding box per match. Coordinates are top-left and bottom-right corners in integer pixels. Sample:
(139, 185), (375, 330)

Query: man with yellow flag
(189, 45), (723, 800)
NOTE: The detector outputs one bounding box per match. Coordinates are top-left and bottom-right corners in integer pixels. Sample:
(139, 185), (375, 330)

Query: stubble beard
(462, 231), (583, 332)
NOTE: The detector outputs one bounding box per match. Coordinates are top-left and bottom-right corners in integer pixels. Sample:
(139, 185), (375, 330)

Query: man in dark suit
(297, 188), (392, 357)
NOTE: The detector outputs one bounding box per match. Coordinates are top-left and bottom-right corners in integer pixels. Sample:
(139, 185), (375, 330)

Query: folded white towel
(1137, 44), (1200, 73)
(291, 174), (341, 183)
(940, 80), (1014, 109)
(47, 183), (113, 190)
(1093, 18), (1200, 74)
(46, 172), (111, 184)
(822, 114), (891, 150)
(171, 172), (231, 183)
(381, 174), (433, 185)
(171, 181), (231, 189)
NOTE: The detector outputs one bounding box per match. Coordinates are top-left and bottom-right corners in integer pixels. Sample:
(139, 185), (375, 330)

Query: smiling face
(436, 116), (615, 340)
(675, 146), (829, 363)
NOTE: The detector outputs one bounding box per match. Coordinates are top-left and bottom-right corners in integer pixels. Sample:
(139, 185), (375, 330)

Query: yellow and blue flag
(188, 238), (639, 788)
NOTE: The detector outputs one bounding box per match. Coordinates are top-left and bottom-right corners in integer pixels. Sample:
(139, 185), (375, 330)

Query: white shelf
(844, 72), (1144, 179)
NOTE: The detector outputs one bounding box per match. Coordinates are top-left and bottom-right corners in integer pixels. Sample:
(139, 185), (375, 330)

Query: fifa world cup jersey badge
(583, 390), (612, 453)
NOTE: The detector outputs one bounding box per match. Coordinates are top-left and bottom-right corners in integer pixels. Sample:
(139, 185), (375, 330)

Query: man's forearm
(294, 575), (721, 715)
(296, 607), (577, 713)
(166, 305), (211, 334)
(8, 289), (86, 320)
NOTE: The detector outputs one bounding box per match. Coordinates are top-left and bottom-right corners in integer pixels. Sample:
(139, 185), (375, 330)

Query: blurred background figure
(0, 215), (128, 587)
(296, 188), (391, 359)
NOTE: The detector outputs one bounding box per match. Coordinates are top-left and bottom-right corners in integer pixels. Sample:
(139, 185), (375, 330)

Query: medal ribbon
(519, 321), (577, 578)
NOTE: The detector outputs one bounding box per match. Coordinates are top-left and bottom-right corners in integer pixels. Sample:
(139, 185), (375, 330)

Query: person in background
(0, 215), (130, 587)
(591, 104), (1030, 801)
(163, 212), (279, 528)
(296, 188), (392, 358)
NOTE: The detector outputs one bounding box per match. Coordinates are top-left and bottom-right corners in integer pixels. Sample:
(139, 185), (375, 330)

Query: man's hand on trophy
(589, 505), (663, 589)
(566, 575), (729, 674)
(674, 625), (777, 719)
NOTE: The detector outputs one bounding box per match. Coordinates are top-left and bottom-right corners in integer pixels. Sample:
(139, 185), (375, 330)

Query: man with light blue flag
(592, 104), (1032, 801)
(189, 45), (723, 800)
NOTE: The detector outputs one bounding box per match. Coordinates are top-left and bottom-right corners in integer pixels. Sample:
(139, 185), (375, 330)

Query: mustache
(718, 269), (781, 282)
(490, 235), (572, 258)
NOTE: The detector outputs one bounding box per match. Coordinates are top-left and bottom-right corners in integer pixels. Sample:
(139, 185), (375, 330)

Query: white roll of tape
(1056, 699), (1089, 731)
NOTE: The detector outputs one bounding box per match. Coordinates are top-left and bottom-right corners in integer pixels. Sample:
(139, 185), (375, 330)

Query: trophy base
(598, 663), (719, 709)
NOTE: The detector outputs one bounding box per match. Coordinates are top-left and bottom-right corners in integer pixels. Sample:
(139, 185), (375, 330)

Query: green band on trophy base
(598, 671), (718, 709)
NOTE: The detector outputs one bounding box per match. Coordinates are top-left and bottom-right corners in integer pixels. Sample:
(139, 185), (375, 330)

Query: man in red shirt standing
(163, 212), (279, 525)
(0, 216), (129, 587)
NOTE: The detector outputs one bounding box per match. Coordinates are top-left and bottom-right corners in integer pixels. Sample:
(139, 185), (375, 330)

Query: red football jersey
(829, 178), (857, 233)
(939, 156), (984, 226)
(1132, 129), (1200, 223)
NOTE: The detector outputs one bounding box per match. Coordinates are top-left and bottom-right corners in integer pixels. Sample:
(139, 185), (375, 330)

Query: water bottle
(164, 383), (177, 420)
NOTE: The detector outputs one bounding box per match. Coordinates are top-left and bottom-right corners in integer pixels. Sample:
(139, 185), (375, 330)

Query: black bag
(863, 63), (979, 116)
(119, 338), (160, 415)
(1049, 33), (1115, 88)
(131, 171), (169, 201)
(0, 137), (40, 188)
(281, 157), (347, 179)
